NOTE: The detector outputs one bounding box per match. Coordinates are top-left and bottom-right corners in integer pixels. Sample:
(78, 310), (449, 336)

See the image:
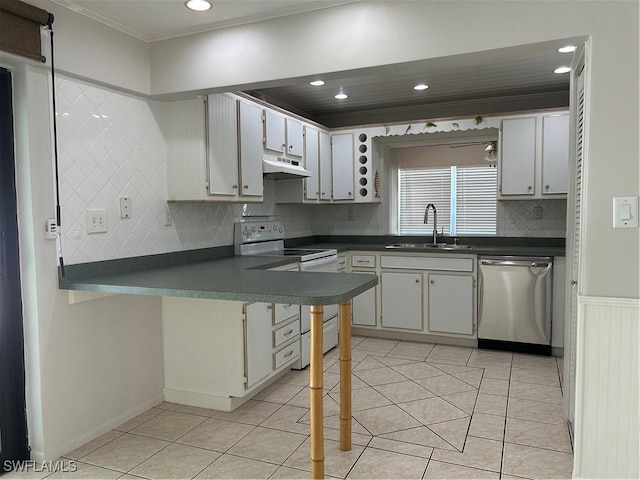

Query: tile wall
(55, 76), (565, 265)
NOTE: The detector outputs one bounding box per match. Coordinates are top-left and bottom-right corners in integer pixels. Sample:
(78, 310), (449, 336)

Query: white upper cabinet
(319, 131), (332, 201)
(264, 110), (304, 158)
(208, 94), (240, 197)
(542, 114), (570, 195)
(500, 117), (537, 196)
(286, 118), (304, 157)
(499, 112), (569, 200)
(331, 133), (355, 201)
(264, 110), (286, 154)
(305, 127), (320, 200)
(238, 101), (264, 197)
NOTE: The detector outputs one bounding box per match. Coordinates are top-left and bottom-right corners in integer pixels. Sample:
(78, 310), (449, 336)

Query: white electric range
(234, 220), (339, 369)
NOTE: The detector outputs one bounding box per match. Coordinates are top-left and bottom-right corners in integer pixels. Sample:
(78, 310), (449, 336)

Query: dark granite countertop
(59, 235), (564, 304)
(59, 252), (378, 305)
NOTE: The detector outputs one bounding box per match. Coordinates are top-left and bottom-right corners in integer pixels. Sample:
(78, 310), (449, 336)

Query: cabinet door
(352, 271), (377, 326)
(381, 272), (422, 330)
(264, 110), (286, 154)
(331, 133), (354, 200)
(305, 127), (320, 200)
(500, 117), (536, 196)
(286, 118), (304, 157)
(207, 94), (239, 196)
(542, 114), (570, 195)
(428, 274), (474, 335)
(319, 131), (332, 201)
(245, 302), (273, 388)
(238, 101), (264, 197)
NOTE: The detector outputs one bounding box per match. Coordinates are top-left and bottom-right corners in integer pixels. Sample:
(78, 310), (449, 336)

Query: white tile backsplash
(57, 76), (564, 265)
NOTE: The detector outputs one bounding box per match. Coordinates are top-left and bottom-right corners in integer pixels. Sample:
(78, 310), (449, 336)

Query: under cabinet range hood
(262, 155), (311, 179)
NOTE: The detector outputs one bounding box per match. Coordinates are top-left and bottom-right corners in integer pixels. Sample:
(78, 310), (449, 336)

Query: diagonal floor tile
(64, 430), (124, 460)
(380, 426), (459, 452)
(81, 433), (168, 472)
(329, 386), (393, 411)
(129, 410), (206, 442)
(114, 408), (164, 433)
(259, 405), (310, 435)
(130, 443), (220, 479)
(284, 437), (364, 478)
(367, 437), (433, 459)
(428, 417), (471, 451)
(353, 366), (407, 386)
(213, 400), (280, 425)
(227, 427), (307, 464)
(451, 370), (484, 389)
(441, 390), (478, 415)
(398, 397), (468, 426)
(414, 374), (477, 396)
(195, 453), (277, 479)
(46, 460), (122, 480)
(424, 460), (500, 479)
(391, 362), (447, 380)
(347, 447), (429, 479)
(502, 443), (573, 479)
(387, 341), (435, 359)
(353, 404), (421, 435)
(473, 393), (507, 416)
(468, 413), (506, 441)
(177, 418), (254, 452)
(373, 380), (435, 404)
(426, 345), (473, 366)
(353, 356), (387, 371)
(372, 356), (417, 367)
(505, 417), (573, 453)
(253, 382), (305, 405)
(353, 338), (399, 355)
(479, 378), (509, 396)
(431, 435), (503, 473)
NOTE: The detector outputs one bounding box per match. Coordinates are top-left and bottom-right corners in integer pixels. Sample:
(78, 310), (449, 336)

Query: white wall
(145, 0), (639, 298)
(10, 63), (164, 461)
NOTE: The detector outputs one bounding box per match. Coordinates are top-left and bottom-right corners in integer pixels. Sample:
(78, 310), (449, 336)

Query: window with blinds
(398, 166), (497, 235)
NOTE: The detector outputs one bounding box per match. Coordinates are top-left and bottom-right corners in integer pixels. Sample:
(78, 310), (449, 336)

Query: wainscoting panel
(574, 295), (639, 479)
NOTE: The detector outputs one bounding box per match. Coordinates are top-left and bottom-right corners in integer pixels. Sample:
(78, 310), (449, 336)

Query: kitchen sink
(385, 243), (473, 250)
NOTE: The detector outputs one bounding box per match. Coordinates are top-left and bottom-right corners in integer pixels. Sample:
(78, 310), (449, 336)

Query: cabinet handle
(527, 186), (532, 190)
(284, 350), (294, 358)
(571, 280), (578, 285)
(267, 305), (272, 310)
(289, 145), (293, 150)
(430, 279), (435, 284)
(415, 279), (420, 284)
(284, 329), (294, 336)
(232, 184), (238, 189)
(348, 192), (352, 196)
(545, 185), (550, 190)
(243, 185), (249, 189)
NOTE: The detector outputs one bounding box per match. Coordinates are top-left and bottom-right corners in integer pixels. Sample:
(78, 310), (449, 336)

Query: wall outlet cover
(87, 209), (108, 234)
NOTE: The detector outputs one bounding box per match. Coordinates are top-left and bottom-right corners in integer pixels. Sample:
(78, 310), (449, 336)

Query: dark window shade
(0, 0), (53, 62)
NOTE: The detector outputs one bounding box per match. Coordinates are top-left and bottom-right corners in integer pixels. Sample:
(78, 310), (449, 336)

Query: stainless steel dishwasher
(478, 256), (553, 355)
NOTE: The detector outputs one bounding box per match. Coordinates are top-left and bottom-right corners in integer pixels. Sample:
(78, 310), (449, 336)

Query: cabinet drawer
(352, 255), (376, 268)
(381, 255), (473, 272)
(274, 340), (300, 369)
(274, 320), (300, 348)
(274, 303), (300, 324)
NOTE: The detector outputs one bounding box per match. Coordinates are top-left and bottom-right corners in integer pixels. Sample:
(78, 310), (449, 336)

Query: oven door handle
(300, 254), (338, 271)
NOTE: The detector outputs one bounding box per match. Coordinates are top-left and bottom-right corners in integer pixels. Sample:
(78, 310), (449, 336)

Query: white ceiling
(48, 0), (355, 42)
(44, 0), (582, 128)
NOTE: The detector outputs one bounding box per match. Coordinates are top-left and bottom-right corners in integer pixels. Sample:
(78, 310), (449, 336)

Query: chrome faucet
(424, 203), (438, 244)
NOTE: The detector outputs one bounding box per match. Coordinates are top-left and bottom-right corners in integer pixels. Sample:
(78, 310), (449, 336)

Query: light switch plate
(613, 196), (639, 228)
(87, 209), (108, 233)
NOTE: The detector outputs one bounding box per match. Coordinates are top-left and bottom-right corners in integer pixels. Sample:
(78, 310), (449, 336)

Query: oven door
(299, 254), (339, 333)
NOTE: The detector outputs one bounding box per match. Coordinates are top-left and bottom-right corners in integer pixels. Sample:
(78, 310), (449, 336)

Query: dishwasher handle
(480, 259), (551, 268)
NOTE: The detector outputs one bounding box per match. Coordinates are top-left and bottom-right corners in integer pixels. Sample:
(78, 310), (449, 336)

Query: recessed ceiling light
(414, 83), (429, 91)
(334, 92), (348, 100)
(557, 45), (577, 53)
(554, 66), (571, 74)
(310, 80), (325, 86)
(185, 0), (211, 12)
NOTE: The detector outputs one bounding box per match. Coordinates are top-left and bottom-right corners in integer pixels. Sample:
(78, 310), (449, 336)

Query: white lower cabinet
(162, 297), (299, 412)
(428, 274), (474, 335)
(352, 271), (377, 326)
(381, 272), (423, 330)
(245, 302), (274, 388)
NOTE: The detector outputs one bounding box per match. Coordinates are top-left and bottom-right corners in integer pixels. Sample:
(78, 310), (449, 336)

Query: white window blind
(398, 166), (497, 235)
(455, 166), (497, 234)
(398, 168), (451, 234)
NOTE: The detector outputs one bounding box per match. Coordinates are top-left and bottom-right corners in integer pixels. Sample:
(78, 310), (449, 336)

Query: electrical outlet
(45, 219), (59, 240)
(86, 209), (107, 234)
(532, 206), (543, 219)
(119, 196), (131, 218)
(163, 207), (172, 226)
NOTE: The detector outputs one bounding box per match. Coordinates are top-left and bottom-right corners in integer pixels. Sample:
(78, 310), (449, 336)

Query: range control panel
(235, 220), (285, 245)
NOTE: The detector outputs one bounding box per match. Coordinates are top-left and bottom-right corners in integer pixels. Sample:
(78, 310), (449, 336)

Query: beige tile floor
(5, 337), (573, 479)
